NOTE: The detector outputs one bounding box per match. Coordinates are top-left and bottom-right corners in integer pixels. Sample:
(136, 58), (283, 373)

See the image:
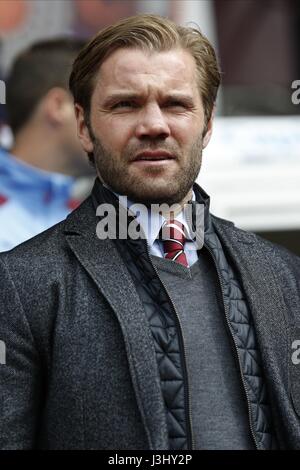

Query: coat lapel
(212, 216), (289, 392)
(64, 198), (168, 449)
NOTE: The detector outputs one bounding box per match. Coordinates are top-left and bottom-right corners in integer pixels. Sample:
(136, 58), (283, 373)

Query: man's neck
(160, 188), (193, 219)
(12, 125), (72, 176)
(100, 178), (194, 218)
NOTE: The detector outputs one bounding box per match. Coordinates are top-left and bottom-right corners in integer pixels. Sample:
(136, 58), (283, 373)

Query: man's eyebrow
(101, 92), (140, 107)
(163, 93), (195, 106)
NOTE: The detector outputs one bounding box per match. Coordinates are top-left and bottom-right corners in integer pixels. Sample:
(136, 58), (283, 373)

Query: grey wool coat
(0, 187), (300, 449)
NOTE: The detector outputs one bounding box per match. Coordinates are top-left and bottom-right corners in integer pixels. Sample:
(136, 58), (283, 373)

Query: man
(0, 38), (95, 251)
(0, 14), (300, 450)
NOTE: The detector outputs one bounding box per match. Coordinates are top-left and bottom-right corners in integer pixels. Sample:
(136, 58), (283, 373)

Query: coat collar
(212, 216), (289, 394)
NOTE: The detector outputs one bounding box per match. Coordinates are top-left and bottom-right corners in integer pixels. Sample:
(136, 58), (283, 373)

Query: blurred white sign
(198, 116), (300, 231)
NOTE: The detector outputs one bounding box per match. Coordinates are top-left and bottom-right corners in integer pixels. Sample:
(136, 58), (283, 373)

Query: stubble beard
(91, 135), (203, 206)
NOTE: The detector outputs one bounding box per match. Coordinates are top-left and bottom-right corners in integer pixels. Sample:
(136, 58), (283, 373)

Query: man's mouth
(132, 150), (176, 163)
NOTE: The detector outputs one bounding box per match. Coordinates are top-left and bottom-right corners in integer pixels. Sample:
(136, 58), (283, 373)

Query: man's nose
(135, 103), (171, 139)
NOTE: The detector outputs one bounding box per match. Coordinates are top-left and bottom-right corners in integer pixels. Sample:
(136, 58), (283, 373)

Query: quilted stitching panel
(206, 224), (276, 450)
(116, 238), (189, 450)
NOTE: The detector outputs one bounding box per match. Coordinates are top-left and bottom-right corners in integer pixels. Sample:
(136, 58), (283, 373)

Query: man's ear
(202, 104), (215, 149)
(75, 103), (94, 154)
(42, 87), (72, 126)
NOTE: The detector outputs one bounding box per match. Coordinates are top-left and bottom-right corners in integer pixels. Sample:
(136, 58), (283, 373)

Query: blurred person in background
(0, 48), (7, 146)
(0, 38), (95, 251)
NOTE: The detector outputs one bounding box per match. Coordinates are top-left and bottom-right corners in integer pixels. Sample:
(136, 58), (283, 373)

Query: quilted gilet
(92, 180), (277, 450)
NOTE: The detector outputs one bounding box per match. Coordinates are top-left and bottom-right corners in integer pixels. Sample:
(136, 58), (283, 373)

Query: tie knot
(160, 219), (186, 246)
(160, 219), (189, 267)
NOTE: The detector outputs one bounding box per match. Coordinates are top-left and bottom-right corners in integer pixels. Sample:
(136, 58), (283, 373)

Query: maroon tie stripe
(161, 219), (188, 268)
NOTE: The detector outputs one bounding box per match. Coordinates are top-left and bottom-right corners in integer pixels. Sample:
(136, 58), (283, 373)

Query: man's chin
(124, 186), (187, 206)
(102, 173), (193, 205)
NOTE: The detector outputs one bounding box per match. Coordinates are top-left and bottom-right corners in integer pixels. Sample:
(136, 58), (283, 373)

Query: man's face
(76, 47), (213, 204)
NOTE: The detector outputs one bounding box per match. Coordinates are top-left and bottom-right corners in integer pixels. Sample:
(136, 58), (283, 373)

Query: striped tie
(161, 219), (188, 267)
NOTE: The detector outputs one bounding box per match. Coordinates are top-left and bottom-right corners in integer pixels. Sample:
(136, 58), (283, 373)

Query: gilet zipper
(145, 242), (195, 450)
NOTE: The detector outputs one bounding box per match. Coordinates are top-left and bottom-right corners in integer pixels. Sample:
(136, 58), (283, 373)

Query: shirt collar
(102, 182), (196, 250)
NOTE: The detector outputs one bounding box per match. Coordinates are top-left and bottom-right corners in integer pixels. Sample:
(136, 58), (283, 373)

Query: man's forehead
(94, 47), (198, 93)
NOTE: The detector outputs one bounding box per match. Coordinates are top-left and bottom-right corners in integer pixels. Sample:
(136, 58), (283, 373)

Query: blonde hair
(69, 14), (221, 127)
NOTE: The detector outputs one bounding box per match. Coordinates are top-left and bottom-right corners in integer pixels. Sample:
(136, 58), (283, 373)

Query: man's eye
(166, 101), (186, 109)
(112, 101), (135, 109)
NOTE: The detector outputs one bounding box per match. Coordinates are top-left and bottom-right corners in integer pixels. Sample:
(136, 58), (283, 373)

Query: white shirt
(105, 184), (199, 267)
